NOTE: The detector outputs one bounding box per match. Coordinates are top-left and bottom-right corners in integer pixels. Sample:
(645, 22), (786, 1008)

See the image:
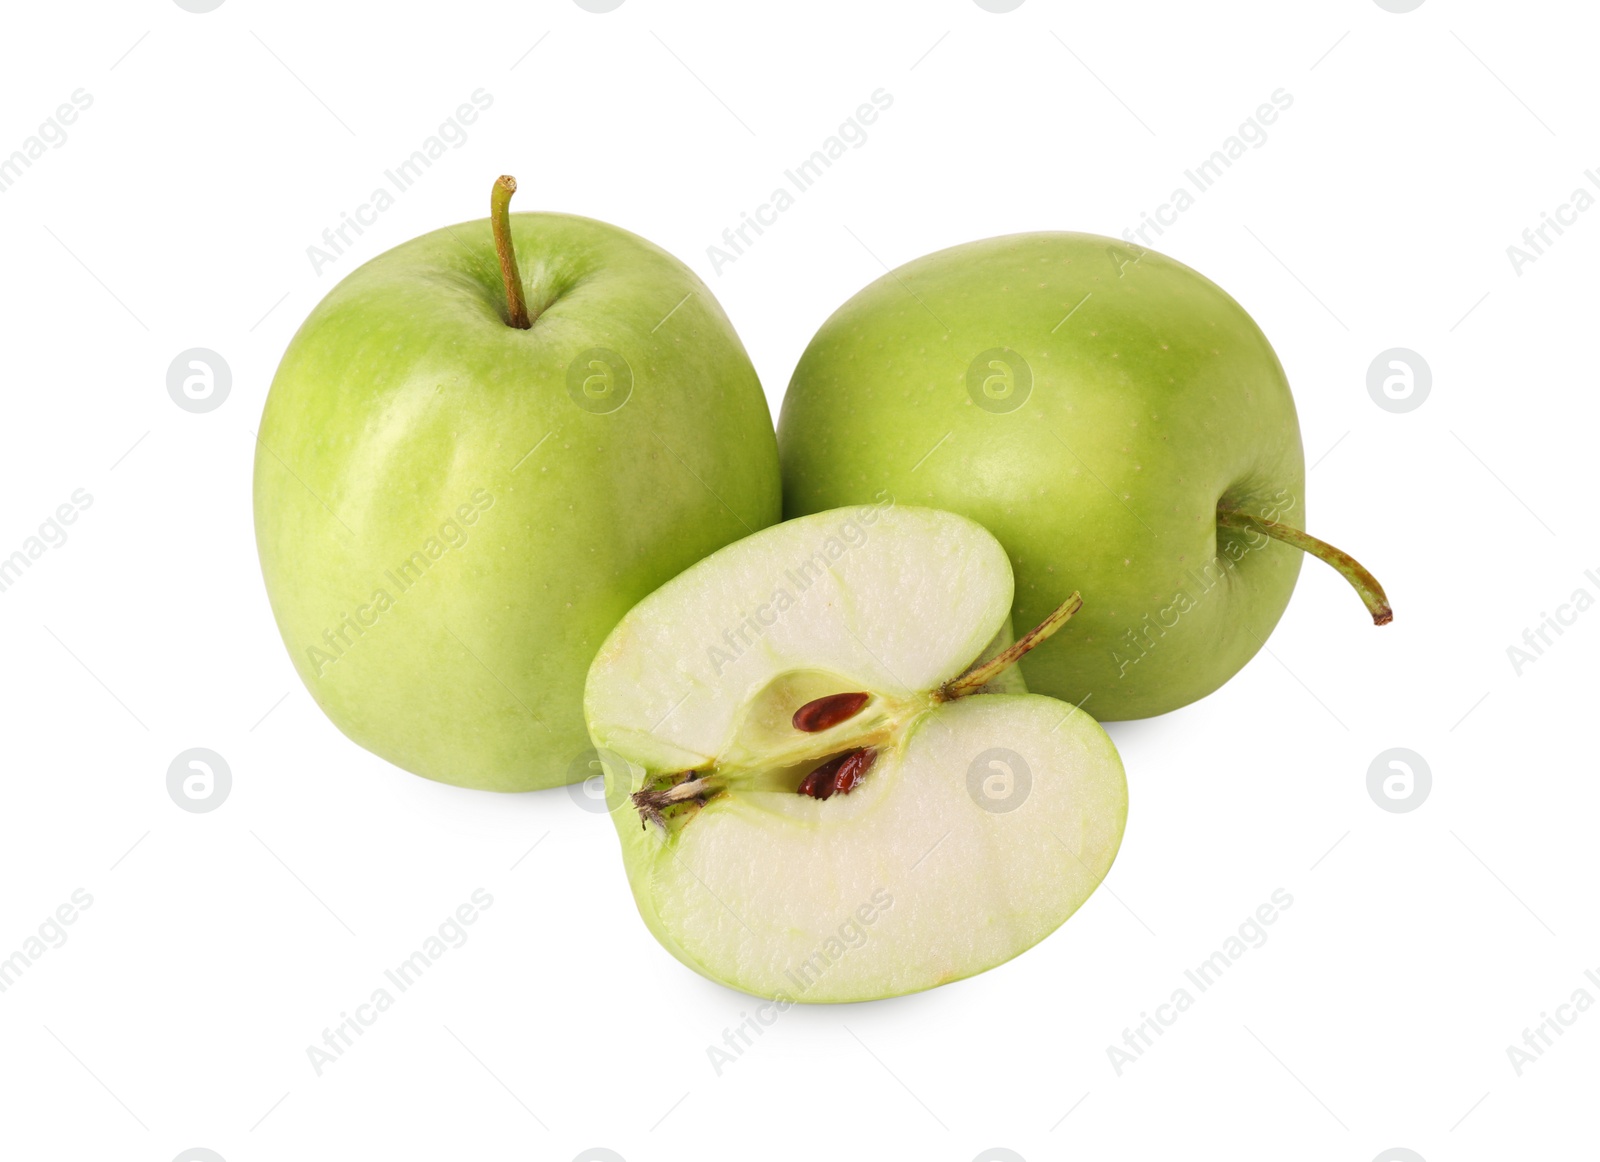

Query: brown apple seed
(797, 747), (876, 799)
(832, 747), (876, 796)
(792, 691), (871, 733)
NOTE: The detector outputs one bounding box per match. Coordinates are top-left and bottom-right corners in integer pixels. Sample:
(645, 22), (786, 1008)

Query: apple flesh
(584, 505), (1127, 1002)
(255, 184), (781, 791)
(778, 232), (1388, 721)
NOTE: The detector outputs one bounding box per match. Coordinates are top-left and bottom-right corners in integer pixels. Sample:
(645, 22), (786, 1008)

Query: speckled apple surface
(778, 233), (1305, 720)
(255, 212), (781, 791)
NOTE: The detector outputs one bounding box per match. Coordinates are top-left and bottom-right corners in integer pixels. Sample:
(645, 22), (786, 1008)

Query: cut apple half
(584, 505), (1128, 1002)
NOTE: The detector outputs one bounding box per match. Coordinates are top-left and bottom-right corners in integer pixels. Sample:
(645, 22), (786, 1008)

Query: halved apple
(584, 505), (1127, 1002)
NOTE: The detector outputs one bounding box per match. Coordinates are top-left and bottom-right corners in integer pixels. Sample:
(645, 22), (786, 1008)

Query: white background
(0, 1), (1594, 1160)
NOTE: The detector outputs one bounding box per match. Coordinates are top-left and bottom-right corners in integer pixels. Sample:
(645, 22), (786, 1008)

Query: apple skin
(778, 233), (1304, 720)
(255, 212), (781, 791)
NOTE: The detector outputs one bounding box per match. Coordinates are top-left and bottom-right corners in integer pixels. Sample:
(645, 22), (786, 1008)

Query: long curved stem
(490, 175), (532, 329)
(1217, 508), (1392, 625)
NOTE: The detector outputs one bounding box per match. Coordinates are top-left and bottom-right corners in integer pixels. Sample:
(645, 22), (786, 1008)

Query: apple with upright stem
(255, 177), (780, 790)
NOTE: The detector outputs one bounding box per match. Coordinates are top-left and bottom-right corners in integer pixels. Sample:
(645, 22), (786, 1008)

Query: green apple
(585, 504), (1126, 1002)
(254, 177), (781, 791)
(777, 233), (1388, 720)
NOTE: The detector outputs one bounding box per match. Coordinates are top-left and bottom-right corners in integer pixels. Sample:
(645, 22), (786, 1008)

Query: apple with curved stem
(254, 176), (781, 791)
(585, 505), (1126, 1002)
(778, 232), (1390, 721)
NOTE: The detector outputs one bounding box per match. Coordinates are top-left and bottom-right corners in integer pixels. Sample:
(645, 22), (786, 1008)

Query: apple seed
(797, 747), (877, 799)
(832, 747), (876, 795)
(792, 691), (871, 733)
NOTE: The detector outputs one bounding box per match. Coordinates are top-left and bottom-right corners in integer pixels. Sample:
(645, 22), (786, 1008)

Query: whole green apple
(255, 177), (780, 790)
(778, 233), (1387, 720)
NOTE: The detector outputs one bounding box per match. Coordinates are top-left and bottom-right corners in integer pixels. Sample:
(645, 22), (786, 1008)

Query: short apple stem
(941, 592), (1083, 700)
(490, 175), (532, 330)
(1216, 508), (1392, 625)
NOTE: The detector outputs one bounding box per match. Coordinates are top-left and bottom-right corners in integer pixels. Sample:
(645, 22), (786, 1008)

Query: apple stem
(1216, 508), (1392, 625)
(491, 175), (532, 330)
(941, 592), (1083, 700)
